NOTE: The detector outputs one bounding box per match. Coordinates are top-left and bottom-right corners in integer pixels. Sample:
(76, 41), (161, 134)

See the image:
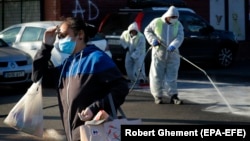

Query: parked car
(98, 7), (239, 75)
(0, 21), (112, 68)
(0, 38), (32, 87)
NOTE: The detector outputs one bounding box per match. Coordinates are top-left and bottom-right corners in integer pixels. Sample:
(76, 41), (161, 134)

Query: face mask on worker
(58, 36), (77, 54)
(169, 18), (178, 24)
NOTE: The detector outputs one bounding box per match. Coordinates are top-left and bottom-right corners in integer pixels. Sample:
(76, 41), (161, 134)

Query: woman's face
(57, 23), (76, 40)
(57, 22), (86, 54)
(56, 23), (81, 54)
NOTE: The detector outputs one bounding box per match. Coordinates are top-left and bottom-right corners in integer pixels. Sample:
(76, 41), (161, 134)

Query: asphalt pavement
(0, 43), (250, 141)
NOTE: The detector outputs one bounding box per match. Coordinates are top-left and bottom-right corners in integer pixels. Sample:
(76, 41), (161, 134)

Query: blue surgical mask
(58, 36), (76, 54)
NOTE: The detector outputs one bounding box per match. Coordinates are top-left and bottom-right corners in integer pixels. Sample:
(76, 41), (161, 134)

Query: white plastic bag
(4, 78), (44, 137)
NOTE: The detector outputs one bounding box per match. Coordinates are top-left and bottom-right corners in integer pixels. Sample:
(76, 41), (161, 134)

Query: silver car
(0, 38), (32, 85)
(0, 21), (112, 68)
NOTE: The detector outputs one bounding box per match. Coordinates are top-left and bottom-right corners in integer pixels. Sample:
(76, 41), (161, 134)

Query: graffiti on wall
(232, 13), (241, 37)
(215, 15), (222, 25)
(72, 0), (99, 21)
(210, 0), (246, 40)
(228, 0), (245, 41)
(210, 0), (225, 31)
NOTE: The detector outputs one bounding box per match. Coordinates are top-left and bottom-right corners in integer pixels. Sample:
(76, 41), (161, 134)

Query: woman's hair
(62, 17), (97, 42)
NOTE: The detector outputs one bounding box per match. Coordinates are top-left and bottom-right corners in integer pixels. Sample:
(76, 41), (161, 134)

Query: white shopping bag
(4, 78), (44, 137)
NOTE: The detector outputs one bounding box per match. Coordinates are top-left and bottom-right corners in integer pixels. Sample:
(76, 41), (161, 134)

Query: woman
(32, 17), (129, 141)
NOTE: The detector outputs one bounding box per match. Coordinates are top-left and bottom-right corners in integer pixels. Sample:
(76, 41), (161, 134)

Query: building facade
(0, 0), (249, 41)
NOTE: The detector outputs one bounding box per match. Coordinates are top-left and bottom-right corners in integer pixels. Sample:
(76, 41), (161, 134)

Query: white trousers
(149, 51), (180, 99)
(125, 53), (146, 82)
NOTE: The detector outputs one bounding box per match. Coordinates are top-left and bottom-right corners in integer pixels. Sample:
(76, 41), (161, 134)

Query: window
(20, 27), (45, 42)
(181, 14), (207, 33)
(0, 27), (21, 45)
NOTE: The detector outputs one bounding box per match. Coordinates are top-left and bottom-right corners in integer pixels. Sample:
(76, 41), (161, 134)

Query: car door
(179, 12), (218, 63)
(13, 26), (46, 59)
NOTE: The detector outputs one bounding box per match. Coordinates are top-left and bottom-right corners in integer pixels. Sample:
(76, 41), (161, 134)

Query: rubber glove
(152, 39), (160, 46)
(167, 46), (176, 52)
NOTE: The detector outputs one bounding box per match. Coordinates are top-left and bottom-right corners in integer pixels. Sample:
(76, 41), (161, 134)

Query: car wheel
(217, 47), (234, 68)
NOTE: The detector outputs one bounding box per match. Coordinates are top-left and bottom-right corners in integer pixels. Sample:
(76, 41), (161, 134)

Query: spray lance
(159, 42), (233, 113)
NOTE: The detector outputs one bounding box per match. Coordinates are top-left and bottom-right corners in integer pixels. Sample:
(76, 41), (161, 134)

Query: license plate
(4, 71), (25, 78)
(108, 39), (120, 45)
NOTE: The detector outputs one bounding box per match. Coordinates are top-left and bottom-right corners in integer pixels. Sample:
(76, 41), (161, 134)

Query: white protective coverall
(120, 22), (146, 83)
(144, 6), (184, 99)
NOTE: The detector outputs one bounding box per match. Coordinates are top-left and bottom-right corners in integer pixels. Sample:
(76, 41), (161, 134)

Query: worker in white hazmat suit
(144, 6), (184, 104)
(120, 22), (146, 85)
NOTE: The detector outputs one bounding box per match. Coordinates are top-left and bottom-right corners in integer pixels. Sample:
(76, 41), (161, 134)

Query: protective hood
(128, 22), (139, 33)
(161, 6), (179, 21)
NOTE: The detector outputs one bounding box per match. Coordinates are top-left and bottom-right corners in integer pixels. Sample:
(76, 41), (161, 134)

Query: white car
(0, 21), (112, 67)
